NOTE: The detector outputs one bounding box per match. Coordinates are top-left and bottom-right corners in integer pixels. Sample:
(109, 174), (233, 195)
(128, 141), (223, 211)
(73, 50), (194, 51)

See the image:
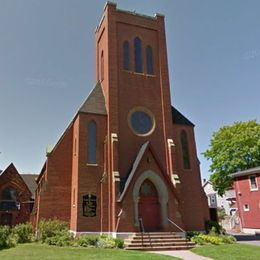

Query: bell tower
(95, 2), (176, 233)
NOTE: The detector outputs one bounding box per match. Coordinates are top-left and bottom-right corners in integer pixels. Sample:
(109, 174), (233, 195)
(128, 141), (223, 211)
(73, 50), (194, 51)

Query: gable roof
(79, 82), (107, 115)
(171, 106), (194, 126)
(20, 174), (38, 198)
(118, 141), (180, 203)
(118, 141), (149, 202)
(0, 163), (33, 197)
(230, 166), (260, 178)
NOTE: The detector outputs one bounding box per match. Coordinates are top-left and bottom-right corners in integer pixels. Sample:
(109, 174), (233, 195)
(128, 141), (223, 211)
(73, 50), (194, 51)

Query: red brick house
(0, 163), (37, 226)
(33, 2), (209, 236)
(231, 166), (260, 234)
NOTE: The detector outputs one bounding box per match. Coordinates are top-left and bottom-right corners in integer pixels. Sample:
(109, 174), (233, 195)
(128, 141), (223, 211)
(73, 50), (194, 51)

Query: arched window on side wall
(101, 51), (104, 81)
(180, 130), (191, 169)
(123, 41), (130, 70)
(87, 120), (97, 164)
(134, 37), (142, 73)
(146, 46), (154, 74)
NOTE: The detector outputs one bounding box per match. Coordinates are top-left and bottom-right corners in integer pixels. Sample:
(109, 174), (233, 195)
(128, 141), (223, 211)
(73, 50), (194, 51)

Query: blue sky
(0, 0), (259, 180)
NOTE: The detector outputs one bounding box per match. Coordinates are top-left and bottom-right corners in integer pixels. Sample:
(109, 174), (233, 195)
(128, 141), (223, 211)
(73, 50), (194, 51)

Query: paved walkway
(151, 250), (213, 260)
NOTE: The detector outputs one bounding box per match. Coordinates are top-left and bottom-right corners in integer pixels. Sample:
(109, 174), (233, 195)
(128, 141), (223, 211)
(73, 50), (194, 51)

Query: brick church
(33, 2), (209, 236)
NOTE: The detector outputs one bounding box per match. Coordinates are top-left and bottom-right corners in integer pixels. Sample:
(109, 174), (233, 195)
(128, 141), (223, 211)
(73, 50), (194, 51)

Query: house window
(123, 41), (130, 70)
(243, 204), (250, 212)
(87, 120), (97, 164)
(146, 46), (154, 74)
(249, 175), (258, 191)
(101, 51), (104, 81)
(0, 188), (18, 211)
(209, 194), (217, 207)
(180, 130), (191, 169)
(134, 37), (142, 73)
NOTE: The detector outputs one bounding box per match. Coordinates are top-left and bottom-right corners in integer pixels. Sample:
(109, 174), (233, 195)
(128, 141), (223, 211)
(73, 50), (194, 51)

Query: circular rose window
(128, 108), (155, 136)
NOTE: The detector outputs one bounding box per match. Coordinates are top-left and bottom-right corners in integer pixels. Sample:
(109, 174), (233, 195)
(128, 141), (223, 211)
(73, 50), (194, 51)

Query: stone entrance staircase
(125, 232), (195, 251)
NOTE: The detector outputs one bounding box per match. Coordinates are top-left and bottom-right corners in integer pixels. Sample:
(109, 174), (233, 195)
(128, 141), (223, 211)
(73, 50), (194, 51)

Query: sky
(0, 0), (259, 180)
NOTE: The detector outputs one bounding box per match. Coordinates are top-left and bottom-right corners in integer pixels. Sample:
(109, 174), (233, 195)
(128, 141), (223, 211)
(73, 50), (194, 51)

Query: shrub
(205, 220), (225, 235)
(45, 230), (73, 247)
(219, 234), (236, 244)
(0, 226), (16, 249)
(12, 223), (33, 243)
(76, 235), (99, 247)
(38, 219), (69, 243)
(191, 233), (236, 245)
(191, 235), (207, 245)
(186, 231), (200, 240)
(97, 235), (116, 248)
(114, 238), (124, 249)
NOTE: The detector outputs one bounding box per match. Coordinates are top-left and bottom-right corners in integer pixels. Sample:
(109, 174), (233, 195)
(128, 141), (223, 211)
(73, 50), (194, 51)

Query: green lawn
(192, 244), (260, 260)
(0, 243), (176, 260)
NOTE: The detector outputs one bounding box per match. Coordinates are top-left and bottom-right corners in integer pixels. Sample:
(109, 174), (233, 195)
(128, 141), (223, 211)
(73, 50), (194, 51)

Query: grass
(0, 243), (177, 260)
(192, 243), (260, 260)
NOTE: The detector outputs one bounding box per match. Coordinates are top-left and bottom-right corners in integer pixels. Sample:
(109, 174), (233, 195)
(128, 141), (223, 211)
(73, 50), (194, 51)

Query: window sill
(122, 70), (156, 77)
(250, 188), (258, 192)
(87, 163), (98, 167)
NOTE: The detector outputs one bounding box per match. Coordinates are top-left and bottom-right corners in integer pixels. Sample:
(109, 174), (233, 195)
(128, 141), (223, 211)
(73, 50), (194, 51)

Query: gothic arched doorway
(138, 179), (161, 231)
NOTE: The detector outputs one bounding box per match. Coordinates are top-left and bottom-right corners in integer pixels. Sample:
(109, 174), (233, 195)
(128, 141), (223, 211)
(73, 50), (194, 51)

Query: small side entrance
(0, 213), (13, 226)
(138, 179), (161, 231)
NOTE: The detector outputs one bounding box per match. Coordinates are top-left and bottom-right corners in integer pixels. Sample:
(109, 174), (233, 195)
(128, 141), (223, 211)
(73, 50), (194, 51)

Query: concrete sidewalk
(151, 250), (213, 260)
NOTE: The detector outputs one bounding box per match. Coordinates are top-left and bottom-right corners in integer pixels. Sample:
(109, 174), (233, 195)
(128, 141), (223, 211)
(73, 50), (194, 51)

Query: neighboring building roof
(171, 106), (194, 126)
(79, 82), (107, 115)
(230, 166), (260, 178)
(20, 174), (38, 198)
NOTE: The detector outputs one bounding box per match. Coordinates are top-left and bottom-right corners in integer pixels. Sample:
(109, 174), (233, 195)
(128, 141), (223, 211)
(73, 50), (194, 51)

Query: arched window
(123, 41), (130, 70)
(134, 37), (142, 73)
(101, 51), (104, 81)
(87, 120), (97, 164)
(180, 130), (191, 169)
(146, 46), (154, 74)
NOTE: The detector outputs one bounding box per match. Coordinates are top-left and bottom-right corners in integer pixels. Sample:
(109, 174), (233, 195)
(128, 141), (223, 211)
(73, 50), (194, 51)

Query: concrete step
(125, 245), (195, 251)
(126, 241), (195, 247)
(133, 234), (182, 239)
(125, 238), (187, 244)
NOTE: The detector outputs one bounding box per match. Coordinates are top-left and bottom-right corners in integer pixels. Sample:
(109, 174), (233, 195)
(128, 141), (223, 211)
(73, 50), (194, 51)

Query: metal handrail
(139, 218), (145, 233)
(167, 218), (186, 233)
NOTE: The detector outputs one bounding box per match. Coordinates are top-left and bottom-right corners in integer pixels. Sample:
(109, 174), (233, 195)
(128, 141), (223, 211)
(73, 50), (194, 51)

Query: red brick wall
(234, 173), (260, 229)
(75, 113), (107, 232)
(172, 124), (209, 230)
(36, 125), (73, 226)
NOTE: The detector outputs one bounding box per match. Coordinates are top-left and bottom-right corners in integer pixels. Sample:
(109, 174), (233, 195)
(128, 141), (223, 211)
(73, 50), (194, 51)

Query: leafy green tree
(204, 120), (260, 196)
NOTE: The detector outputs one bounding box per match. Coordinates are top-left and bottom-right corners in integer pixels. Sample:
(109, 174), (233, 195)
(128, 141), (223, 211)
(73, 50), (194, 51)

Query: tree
(204, 120), (260, 196)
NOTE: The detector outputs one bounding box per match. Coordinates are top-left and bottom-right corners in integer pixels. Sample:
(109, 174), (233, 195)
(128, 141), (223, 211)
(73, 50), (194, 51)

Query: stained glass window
(130, 111), (153, 135)
(181, 130), (191, 169)
(146, 46), (154, 74)
(134, 37), (142, 73)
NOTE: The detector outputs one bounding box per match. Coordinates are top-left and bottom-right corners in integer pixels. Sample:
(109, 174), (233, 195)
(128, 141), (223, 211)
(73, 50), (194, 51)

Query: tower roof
(79, 82), (107, 115)
(171, 106), (194, 126)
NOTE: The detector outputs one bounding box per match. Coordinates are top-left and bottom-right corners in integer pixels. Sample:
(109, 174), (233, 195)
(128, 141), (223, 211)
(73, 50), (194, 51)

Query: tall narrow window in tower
(134, 37), (142, 73)
(123, 41), (130, 70)
(146, 46), (154, 74)
(181, 130), (191, 169)
(87, 120), (97, 164)
(101, 51), (104, 81)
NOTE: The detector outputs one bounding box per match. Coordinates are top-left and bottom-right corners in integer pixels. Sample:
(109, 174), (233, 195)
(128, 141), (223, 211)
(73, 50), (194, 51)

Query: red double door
(138, 179), (161, 231)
